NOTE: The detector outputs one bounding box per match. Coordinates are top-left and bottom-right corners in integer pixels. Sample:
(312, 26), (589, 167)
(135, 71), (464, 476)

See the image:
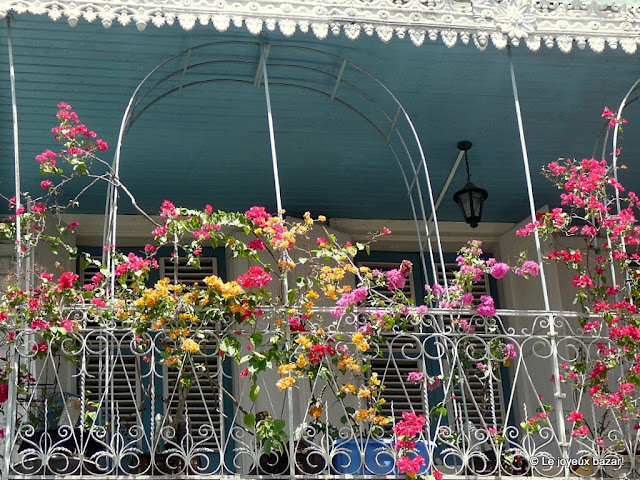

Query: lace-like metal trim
(1, 0), (639, 54)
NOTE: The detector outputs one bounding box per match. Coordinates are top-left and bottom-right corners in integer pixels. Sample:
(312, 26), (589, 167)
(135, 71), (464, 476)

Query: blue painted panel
(0, 14), (639, 224)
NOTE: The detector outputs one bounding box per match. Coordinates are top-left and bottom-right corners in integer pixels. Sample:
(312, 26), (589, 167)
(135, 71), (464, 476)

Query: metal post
(507, 45), (568, 476)
(2, 344), (18, 480)
(259, 43), (295, 478)
(260, 44), (285, 216)
(6, 18), (22, 286)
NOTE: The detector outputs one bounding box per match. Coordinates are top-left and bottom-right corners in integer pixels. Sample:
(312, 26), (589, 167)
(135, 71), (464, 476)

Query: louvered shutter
(436, 263), (506, 428)
(159, 257), (217, 286)
(82, 255), (223, 449)
(160, 256), (222, 449)
(356, 262), (425, 426)
(83, 331), (141, 430)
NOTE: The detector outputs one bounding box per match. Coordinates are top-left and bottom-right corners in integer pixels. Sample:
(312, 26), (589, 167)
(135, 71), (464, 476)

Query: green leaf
(273, 419), (285, 431)
(249, 384), (260, 403)
(244, 413), (255, 428)
(298, 257), (308, 264)
(287, 289), (296, 305)
(250, 332), (263, 347)
(365, 244), (371, 255)
(318, 367), (333, 382)
(263, 439), (272, 456)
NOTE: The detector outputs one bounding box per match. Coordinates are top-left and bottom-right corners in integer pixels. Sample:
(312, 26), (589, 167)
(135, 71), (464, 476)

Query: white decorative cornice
(1, 0), (639, 54)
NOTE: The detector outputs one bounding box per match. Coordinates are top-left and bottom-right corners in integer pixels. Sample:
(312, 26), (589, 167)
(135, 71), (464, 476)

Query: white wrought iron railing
(0, 307), (636, 479)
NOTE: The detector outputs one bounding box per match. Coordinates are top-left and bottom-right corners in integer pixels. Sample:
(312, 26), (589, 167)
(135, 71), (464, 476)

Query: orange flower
(181, 338), (200, 354)
(276, 376), (296, 391)
(340, 383), (356, 394)
(308, 405), (323, 419)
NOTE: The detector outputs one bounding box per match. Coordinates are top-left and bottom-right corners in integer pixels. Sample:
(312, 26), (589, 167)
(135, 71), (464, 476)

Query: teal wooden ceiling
(0, 14), (639, 224)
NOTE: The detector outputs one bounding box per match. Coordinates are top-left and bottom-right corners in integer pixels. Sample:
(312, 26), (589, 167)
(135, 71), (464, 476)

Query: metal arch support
(507, 45), (569, 470)
(106, 41), (449, 305)
(259, 44), (285, 217)
(6, 17), (22, 285)
(4, 21), (21, 478)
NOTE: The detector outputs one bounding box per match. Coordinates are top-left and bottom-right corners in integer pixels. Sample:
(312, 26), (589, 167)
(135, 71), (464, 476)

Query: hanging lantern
(452, 141), (488, 228)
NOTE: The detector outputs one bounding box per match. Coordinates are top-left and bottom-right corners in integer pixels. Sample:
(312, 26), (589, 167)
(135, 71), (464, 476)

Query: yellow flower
(337, 355), (361, 372)
(296, 354), (309, 368)
(318, 215), (326, 222)
(229, 302), (250, 315)
(374, 415), (391, 426)
(352, 332), (370, 352)
(296, 335), (312, 349)
(179, 312), (199, 322)
(204, 275), (224, 290)
(181, 338), (200, 354)
(323, 285), (337, 300)
(151, 318), (166, 330)
(369, 373), (381, 386)
(354, 408), (375, 422)
(358, 387), (371, 399)
(276, 376), (296, 391)
(352, 332), (365, 344)
(275, 318), (283, 327)
(359, 266), (370, 273)
(220, 281), (244, 298)
(182, 291), (200, 304)
(315, 327), (325, 336)
(340, 383), (356, 395)
(308, 405), (323, 419)
(303, 211), (314, 225)
(278, 363), (296, 374)
(307, 290), (319, 300)
(166, 355), (180, 367)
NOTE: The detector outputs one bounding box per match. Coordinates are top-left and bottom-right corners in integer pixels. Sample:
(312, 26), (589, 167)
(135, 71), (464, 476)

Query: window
(357, 261), (425, 427)
(436, 262), (506, 429)
(81, 251), (225, 451)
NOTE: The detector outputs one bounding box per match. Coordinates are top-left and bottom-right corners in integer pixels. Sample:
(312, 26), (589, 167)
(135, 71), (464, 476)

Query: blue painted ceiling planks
(0, 14), (638, 222)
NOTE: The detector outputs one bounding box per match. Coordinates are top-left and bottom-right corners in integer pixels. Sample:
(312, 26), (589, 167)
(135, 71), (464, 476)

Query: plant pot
(332, 438), (395, 475)
(332, 438), (436, 475)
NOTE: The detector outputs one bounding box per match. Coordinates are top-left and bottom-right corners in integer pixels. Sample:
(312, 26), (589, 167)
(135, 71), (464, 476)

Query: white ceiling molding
(1, 0), (639, 54)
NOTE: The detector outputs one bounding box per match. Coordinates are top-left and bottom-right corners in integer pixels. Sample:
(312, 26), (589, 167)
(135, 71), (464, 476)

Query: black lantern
(452, 140), (488, 228)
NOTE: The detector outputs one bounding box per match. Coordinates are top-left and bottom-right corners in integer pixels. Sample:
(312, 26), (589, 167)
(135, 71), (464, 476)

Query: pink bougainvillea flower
(476, 295), (496, 317)
(159, 200), (177, 218)
(490, 262), (510, 279)
(567, 411), (584, 422)
(245, 206), (272, 226)
(386, 269), (405, 290)
(396, 455), (425, 476)
(237, 266), (272, 288)
(57, 271), (79, 290)
(91, 298), (106, 307)
(40, 179), (53, 189)
(247, 239), (265, 251)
